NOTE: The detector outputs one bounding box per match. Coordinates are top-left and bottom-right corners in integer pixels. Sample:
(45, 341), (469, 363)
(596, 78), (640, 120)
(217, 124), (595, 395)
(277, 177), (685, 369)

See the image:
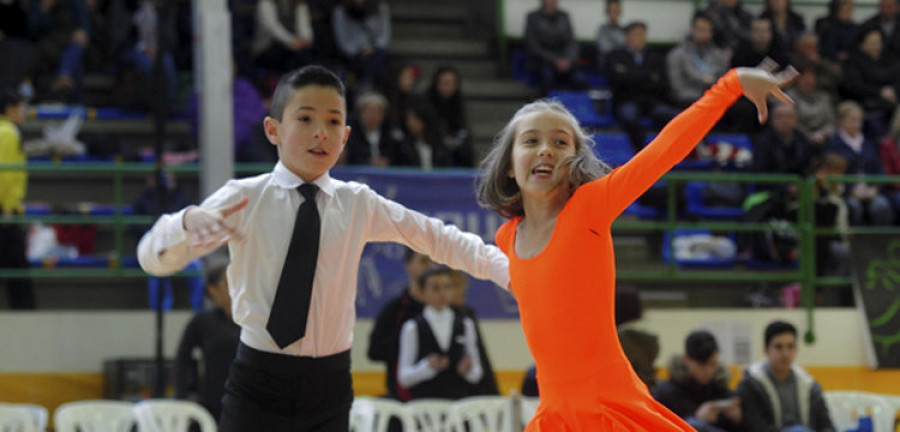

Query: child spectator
(397, 265), (483, 400)
(251, 0), (315, 74)
(0, 88), (33, 309)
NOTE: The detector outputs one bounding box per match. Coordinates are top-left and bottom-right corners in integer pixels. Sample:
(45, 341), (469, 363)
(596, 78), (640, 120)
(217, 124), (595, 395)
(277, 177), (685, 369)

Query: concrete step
(468, 100), (526, 124)
(390, 1), (468, 23)
(390, 37), (491, 59)
(464, 79), (539, 100)
(22, 118), (191, 137)
(393, 21), (468, 39)
(416, 59), (499, 81)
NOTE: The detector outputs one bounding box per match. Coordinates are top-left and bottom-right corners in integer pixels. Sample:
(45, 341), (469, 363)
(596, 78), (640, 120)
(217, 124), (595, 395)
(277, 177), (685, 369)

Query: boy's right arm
(397, 320), (437, 388)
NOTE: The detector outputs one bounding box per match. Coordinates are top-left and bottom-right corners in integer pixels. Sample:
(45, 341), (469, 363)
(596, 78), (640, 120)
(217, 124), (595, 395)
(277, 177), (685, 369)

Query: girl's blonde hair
(476, 99), (610, 219)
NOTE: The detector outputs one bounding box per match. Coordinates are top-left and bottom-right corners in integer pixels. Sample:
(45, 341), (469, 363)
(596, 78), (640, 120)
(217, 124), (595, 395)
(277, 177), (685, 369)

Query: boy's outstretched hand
(736, 63), (798, 124)
(183, 197), (249, 248)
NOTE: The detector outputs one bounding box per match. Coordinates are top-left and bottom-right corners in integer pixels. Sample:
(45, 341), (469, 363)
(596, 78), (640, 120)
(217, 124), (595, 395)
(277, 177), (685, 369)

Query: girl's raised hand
(736, 64), (799, 124)
(183, 197), (249, 248)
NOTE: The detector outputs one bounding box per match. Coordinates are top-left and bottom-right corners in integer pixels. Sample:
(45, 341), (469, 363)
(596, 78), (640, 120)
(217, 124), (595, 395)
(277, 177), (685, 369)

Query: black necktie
(267, 183), (320, 348)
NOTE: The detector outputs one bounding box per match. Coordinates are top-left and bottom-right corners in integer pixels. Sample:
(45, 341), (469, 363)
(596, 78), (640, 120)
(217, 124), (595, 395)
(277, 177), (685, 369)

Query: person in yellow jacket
(0, 88), (34, 309)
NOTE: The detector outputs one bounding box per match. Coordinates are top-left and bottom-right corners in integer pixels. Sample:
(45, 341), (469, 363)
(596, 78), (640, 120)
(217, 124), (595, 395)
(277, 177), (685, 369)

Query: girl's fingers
(776, 66), (800, 87)
(771, 87), (794, 105)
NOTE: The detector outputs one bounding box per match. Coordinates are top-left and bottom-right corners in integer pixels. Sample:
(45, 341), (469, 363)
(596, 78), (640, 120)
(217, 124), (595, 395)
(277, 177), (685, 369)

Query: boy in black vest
(397, 265), (483, 400)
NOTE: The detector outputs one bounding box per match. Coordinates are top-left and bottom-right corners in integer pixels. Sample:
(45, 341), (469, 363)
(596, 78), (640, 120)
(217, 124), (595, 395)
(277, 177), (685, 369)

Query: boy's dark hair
(404, 247), (422, 263)
(0, 88), (24, 112)
(269, 65), (345, 121)
(625, 21), (647, 34)
(764, 320), (797, 347)
(692, 10), (713, 27)
(685, 330), (719, 363)
(418, 265), (454, 290)
(205, 262), (227, 287)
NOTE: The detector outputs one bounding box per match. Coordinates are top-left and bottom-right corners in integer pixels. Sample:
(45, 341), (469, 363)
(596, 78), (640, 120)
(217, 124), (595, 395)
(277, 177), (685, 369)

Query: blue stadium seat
(510, 50), (537, 85)
(549, 90), (612, 128)
(592, 131), (634, 167)
(684, 181), (749, 220)
(662, 228), (736, 268)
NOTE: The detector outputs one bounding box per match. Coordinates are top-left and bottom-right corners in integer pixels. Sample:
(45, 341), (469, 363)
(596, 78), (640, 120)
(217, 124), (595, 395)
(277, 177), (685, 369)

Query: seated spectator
(840, 28), (900, 140)
(426, 66), (473, 167)
(174, 255), (240, 421)
(524, 0), (584, 91)
(879, 110), (900, 222)
(187, 61), (271, 163)
(653, 330), (741, 432)
(333, 0), (390, 91)
(788, 33), (843, 100)
(732, 18), (789, 68)
(367, 248), (431, 401)
(521, 365), (539, 397)
(811, 153), (851, 278)
(786, 67), (836, 148)
(306, 0), (342, 67)
(251, 0), (314, 74)
(616, 286), (659, 390)
(605, 21), (678, 152)
(753, 102), (817, 181)
(27, 0), (91, 102)
(0, 0), (36, 92)
(860, 0), (900, 62)
(448, 270), (499, 396)
(761, 0), (807, 52)
(827, 101), (895, 225)
(390, 102), (450, 170)
(386, 61), (421, 140)
(596, 0), (626, 68)
(398, 265), (483, 400)
(115, 0), (178, 108)
(816, 0), (859, 62)
(345, 91), (397, 166)
(703, 0), (753, 51)
(737, 321), (835, 432)
(667, 11), (730, 107)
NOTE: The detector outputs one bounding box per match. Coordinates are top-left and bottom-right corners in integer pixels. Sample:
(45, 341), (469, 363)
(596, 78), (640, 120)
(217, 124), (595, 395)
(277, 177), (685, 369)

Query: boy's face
(423, 273), (453, 310)
(684, 352), (719, 385)
(264, 85), (350, 182)
(4, 102), (26, 126)
(765, 332), (797, 375)
(207, 276), (231, 314)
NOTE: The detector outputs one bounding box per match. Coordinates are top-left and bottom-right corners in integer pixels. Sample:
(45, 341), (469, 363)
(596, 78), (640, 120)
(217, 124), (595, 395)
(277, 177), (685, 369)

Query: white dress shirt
(396, 306), (483, 388)
(137, 162), (509, 357)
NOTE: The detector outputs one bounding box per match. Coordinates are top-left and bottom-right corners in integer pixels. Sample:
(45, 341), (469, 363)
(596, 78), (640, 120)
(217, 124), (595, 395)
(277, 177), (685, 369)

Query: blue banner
(331, 167), (520, 319)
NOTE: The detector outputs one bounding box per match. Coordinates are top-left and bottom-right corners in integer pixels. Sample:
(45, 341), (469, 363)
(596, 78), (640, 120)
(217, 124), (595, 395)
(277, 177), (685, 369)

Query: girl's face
(436, 71), (458, 99)
(840, 108), (863, 136)
(509, 110), (577, 197)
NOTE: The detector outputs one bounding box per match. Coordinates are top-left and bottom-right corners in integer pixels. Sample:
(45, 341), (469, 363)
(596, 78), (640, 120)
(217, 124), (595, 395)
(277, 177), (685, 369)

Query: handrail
(4, 162), (900, 344)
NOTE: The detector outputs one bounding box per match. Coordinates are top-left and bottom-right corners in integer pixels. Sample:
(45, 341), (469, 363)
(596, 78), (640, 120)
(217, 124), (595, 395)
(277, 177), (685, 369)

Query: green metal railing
(4, 162), (900, 343)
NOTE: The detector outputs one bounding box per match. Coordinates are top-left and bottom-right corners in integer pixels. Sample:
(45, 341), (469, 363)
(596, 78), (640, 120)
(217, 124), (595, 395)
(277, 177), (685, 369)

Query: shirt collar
(423, 305), (453, 321)
(271, 161), (336, 197)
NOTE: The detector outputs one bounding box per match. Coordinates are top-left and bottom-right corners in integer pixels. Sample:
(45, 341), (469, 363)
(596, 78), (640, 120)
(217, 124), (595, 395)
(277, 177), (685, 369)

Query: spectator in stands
(605, 21), (678, 152)
(398, 265), (483, 400)
(367, 248), (430, 401)
(615, 286), (658, 390)
(653, 330), (742, 432)
(187, 60), (271, 163)
(753, 102), (816, 179)
(27, 0), (91, 102)
(174, 255), (240, 421)
(426, 65), (473, 167)
(732, 18), (789, 68)
(524, 0), (584, 91)
(879, 110), (900, 222)
(788, 33), (843, 100)
(345, 91), (398, 166)
(0, 0), (36, 92)
(860, 0), (900, 62)
(116, 0), (178, 108)
(667, 11), (730, 108)
(704, 0), (753, 51)
(817, 0), (859, 62)
(521, 365), (539, 397)
(386, 61), (420, 140)
(306, 0), (342, 68)
(737, 320), (835, 432)
(596, 0), (626, 69)
(251, 0), (314, 74)
(333, 0), (390, 91)
(390, 101), (451, 170)
(786, 66), (836, 148)
(840, 28), (900, 140)
(761, 0), (806, 52)
(447, 270), (500, 396)
(0, 88), (34, 309)
(811, 153), (851, 277)
(826, 100), (894, 225)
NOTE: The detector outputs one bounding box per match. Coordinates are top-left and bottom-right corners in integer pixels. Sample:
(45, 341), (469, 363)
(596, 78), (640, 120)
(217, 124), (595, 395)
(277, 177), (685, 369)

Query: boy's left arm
(365, 189), (510, 289)
(461, 318), (484, 383)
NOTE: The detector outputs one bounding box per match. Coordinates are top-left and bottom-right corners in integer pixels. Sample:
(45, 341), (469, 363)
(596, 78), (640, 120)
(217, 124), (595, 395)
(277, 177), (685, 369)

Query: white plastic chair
(518, 397), (540, 429)
(824, 391), (895, 432)
(406, 399), (455, 432)
(12, 404), (47, 432)
(350, 397), (416, 432)
(449, 396), (515, 432)
(0, 404), (36, 432)
(133, 400), (217, 432)
(54, 400), (136, 432)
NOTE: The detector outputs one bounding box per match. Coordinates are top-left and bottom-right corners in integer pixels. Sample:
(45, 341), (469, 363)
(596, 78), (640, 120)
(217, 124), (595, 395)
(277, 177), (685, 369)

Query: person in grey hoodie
(736, 320), (835, 432)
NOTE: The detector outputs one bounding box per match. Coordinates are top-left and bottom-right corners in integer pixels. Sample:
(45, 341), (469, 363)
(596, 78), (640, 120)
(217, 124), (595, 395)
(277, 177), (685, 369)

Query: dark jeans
(0, 225), (35, 309)
(220, 343), (353, 432)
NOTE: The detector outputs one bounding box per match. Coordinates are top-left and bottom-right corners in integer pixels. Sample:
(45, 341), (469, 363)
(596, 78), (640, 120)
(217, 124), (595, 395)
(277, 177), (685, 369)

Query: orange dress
(495, 71), (744, 431)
